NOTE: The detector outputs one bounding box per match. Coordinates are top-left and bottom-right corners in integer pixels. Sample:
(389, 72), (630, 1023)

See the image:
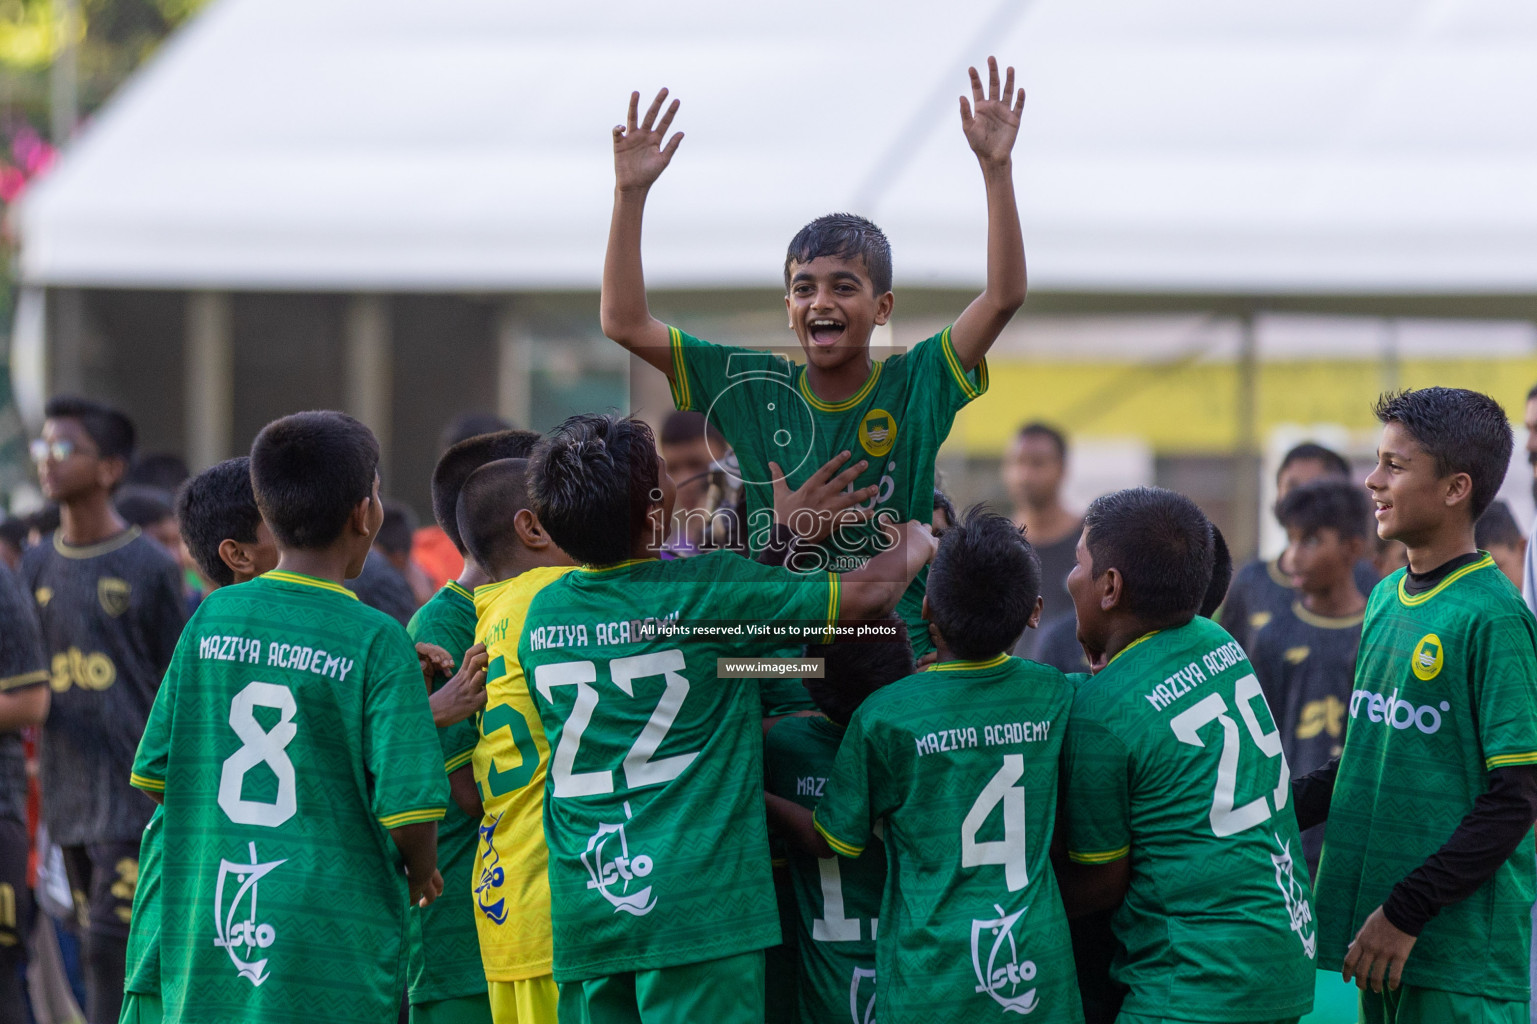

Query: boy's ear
(1026, 595), (1043, 630)
(349, 495), (375, 538)
(97, 455), (128, 492)
(1443, 471), (1474, 511)
(920, 595), (931, 621)
(1099, 566), (1124, 613)
(873, 291), (895, 327)
(512, 508), (548, 550)
(217, 538), (251, 579)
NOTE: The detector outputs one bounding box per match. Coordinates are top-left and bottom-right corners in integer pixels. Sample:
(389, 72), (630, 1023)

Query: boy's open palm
(613, 88), (683, 192)
(960, 56), (1025, 168)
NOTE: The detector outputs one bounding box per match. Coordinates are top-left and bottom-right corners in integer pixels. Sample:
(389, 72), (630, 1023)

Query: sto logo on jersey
(1412, 634), (1444, 681)
(969, 903), (1038, 1014)
(213, 842), (286, 986)
(1270, 833), (1316, 958)
(849, 966), (877, 1024)
(581, 802), (655, 917)
(474, 813), (508, 925)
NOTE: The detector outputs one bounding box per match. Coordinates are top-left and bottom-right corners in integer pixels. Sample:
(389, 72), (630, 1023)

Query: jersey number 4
(218, 681), (299, 828)
(535, 649), (694, 798)
(961, 754), (1028, 892)
(1169, 674), (1290, 837)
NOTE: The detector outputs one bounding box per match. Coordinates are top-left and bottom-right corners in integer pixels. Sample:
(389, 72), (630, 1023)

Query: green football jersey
(1063, 616), (1315, 1021)
(404, 582), (487, 1004)
(667, 324), (988, 655)
(814, 656), (1081, 1024)
(1314, 555), (1537, 1000)
(764, 715), (884, 1024)
(130, 571), (449, 1024)
(518, 551), (838, 981)
(123, 807), (162, 995)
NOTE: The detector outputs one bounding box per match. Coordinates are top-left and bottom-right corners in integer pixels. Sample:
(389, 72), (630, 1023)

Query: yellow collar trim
(53, 525), (141, 559)
(798, 359), (882, 413)
(929, 652), (1010, 672)
(264, 570), (358, 600)
(1396, 554), (1494, 607)
(581, 557), (658, 574)
(1110, 630), (1161, 665)
(1266, 558), (1292, 588)
(445, 581), (475, 602)
(1292, 599), (1364, 630)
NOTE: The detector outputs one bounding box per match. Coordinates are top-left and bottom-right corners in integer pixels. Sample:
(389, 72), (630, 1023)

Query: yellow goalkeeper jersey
(470, 565), (575, 981)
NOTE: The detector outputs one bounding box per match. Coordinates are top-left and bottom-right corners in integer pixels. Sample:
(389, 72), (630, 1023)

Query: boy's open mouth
(808, 318), (845, 347)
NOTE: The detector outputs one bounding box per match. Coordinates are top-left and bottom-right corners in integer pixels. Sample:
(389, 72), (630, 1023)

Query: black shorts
(0, 818), (31, 954)
(61, 840), (138, 940)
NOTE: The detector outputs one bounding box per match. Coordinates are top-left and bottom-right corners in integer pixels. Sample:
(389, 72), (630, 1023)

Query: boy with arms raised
(811, 510), (1081, 1022)
(1061, 487), (1315, 1024)
(518, 413), (933, 1023)
(600, 58), (1026, 654)
(405, 429), (540, 1024)
(457, 457), (576, 1024)
(130, 412), (459, 1024)
(119, 456), (281, 1024)
(1251, 478), (1370, 876)
(21, 396), (186, 1024)
(1297, 389), (1537, 1022)
(762, 619), (915, 1024)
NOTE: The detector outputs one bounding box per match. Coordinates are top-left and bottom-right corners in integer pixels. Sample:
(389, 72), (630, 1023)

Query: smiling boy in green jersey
(762, 618), (915, 1024)
(599, 58), (1028, 656)
(807, 510), (1080, 1022)
(516, 413), (934, 1024)
(118, 457), (280, 1024)
(1294, 388), (1537, 1024)
(404, 429), (540, 1024)
(129, 412), (476, 1024)
(1060, 488), (1316, 1024)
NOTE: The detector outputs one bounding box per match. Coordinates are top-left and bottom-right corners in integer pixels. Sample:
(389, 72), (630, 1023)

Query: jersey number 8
(1169, 673), (1289, 838)
(218, 681), (299, 828)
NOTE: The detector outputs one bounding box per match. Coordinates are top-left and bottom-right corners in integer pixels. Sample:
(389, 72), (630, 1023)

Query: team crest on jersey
(1270, 833), (1316, 959)
(474, 813), (508, 925)
(213, 841), (286, 986)
(858, 409), (897, 459)
(849, 966), (877, 1024)
(97, 577), (131, 617)
(1412, 634), (1444, 681)
(34, 587), (51, 607)
(581, 801), (655, 916)
(969, 903), (1038, 1014)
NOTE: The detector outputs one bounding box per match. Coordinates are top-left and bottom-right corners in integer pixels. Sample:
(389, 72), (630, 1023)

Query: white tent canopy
(15, 0), (1537, 294)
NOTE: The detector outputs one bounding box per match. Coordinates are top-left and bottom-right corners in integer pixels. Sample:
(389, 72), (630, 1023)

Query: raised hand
(960, 56), (1025, 169)
(613, 88), (683, 193)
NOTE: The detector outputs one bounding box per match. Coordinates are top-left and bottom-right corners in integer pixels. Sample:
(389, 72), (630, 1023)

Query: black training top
(0, 561), (48, 829)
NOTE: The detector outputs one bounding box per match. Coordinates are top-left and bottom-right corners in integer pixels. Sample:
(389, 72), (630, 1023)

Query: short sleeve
(363, 628), (450, 828)
(665, 327), (800, 422)
(0, 563), (47, 692)
(1062, 697), (1133, 864)
(1474, 605), (1537, 771)
(696, 552), (839, 645)
(906, 326), (989, 429)
(813, 709), (880, 859)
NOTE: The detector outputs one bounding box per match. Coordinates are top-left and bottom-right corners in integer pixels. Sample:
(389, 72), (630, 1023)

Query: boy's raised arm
(601, 88), (685, 378)
(949, 57), (1028, 373)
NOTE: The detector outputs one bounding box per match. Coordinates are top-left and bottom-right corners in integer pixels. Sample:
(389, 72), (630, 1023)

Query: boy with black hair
(1250, 478), (1370, 877)
(458, 456), (577, 1024)
(762, 618), (915, 1024)
(121, 456), (283, 1024)
(600, 57), (1027, 655)
(1220, 441), (1378, 653)
(517, 412), (933, 1023)
(0, 561), (49, 1024)
(807, 509), (1078, 1021)
(130, 410), (458, 1024)
(1060, 487), (1315, 1024)
(21, 395), (187, 1024)
(1477, 499), (1526, 591)
(1296, 388), (1537, 1021)
(405, 428), (539, 1024)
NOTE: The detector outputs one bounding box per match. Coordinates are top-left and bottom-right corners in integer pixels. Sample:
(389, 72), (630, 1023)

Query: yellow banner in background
(950, 356), (1537, 455)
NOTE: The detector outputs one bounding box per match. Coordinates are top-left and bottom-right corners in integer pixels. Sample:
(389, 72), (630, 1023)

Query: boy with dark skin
(1296, 389), (1537, 1023)
(601, 57), (1026, 654)
(22, 397), (186, 1024)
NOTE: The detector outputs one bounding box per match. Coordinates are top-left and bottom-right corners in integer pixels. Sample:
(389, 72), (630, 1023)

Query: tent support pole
(184, 291), (233, 471)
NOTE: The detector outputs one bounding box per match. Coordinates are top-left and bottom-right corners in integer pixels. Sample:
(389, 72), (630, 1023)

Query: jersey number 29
(1169, 674), (1289, 837)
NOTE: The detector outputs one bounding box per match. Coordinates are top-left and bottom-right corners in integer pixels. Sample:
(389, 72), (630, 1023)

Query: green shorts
(119, 992), (163, 1024)
(410, 993), (495, 1024)
(556, 950), (764, 1024)
(1358, 984), (1526, 1024)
